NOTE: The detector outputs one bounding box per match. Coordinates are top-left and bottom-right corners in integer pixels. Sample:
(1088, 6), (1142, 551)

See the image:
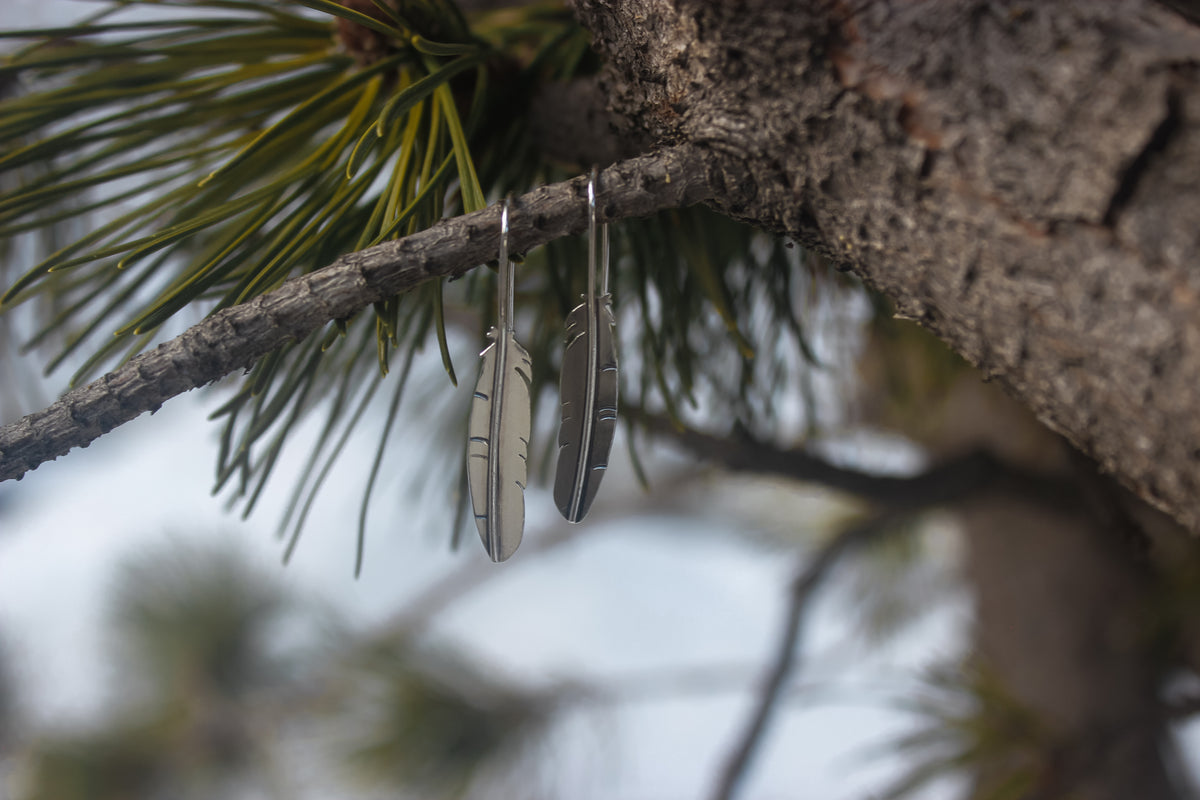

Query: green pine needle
(0, 0), (838, 564)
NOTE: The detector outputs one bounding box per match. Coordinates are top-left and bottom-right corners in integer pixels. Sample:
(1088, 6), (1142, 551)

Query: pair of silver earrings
(466, 168), (618, 562)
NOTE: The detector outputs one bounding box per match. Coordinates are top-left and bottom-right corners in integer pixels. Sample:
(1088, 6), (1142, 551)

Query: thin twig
(0, 146), (711, 482)
(707, 513), (902, 800)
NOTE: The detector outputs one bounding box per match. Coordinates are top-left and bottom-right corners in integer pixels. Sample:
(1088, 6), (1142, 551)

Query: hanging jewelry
(554, 167), (619, 523)
(467, 197), (532, 561)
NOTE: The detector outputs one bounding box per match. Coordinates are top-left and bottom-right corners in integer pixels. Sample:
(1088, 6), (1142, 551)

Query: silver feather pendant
(554, 168), (618, 523)
(467, 198), (532, 561)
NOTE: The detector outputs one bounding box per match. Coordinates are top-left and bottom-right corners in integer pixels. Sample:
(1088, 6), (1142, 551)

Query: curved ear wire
(553, 168), (619, 523)
(588, 167), (599, 308)
(596, 167), (611, 296)
(466, 196), (532, 561)
(499, 196), (514, 332)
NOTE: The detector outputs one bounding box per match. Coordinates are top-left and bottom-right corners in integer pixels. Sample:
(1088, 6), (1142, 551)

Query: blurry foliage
(841, 513), (955, 646)
(880, 663), (1047, 800)
(23, 726), (171, 800)
(20, 711), (261, 800)
(856, 307), (972, 440)
(0, 0), (835, 559)
(0, 636), (16, 755)
(19, 543), (294, 800)
(337, 636), (560, 798)
(112, 543), (289, 702)
(1141, 533), (1200, 678)
(12, 541), (563, 800)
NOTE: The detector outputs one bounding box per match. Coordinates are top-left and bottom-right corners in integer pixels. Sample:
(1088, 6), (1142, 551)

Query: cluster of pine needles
(0, 0), (829, 562)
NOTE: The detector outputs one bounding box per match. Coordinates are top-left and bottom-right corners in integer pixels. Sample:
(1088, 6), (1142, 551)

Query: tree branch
(0, 146), (711, 482)
(707, 513), (900, 800)
(630, 409), (1084, 514)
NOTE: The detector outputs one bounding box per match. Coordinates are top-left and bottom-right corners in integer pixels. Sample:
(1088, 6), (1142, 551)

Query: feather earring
(554, 168), (619, 523)
(467, 197), (532, 561)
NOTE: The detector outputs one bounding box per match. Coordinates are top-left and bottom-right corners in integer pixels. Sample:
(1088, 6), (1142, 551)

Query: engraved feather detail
(553, 168), (617, 523)
(467, 327), (532, 561)
(553, 294), (618, 522)
(466, 198), (531, 562)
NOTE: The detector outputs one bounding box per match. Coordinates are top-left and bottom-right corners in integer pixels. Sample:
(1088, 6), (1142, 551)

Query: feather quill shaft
(554, 171), (618, 522)
(466, 200), (531, 561)
(468, 328), (531, 561)
(553, 291), (617, 522)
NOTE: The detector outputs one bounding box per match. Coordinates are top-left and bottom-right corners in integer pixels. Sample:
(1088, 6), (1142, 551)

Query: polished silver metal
(553, 167), (618, 523)
(467, 197), (532, 561)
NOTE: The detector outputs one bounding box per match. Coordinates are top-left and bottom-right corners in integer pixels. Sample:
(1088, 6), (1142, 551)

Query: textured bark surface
(951, 383), (1187, 800)
(858, 328), (1188, 798)
(963, 491), (1179, 800)
(574, 0), (1200, 531)
(0, 149), (710, 481)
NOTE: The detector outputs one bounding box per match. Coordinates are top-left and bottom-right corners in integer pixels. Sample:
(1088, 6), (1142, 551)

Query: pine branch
(0, 146), (711, 482)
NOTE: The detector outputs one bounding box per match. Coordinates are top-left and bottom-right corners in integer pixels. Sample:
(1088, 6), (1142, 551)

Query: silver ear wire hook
(592, 167), (610, 296)
(588, 168), (599, 300)
(500, 196), (514, 332)
(553, 168), (619, 523)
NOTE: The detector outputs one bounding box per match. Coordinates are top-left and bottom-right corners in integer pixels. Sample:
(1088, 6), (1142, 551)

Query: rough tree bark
(962, 487), (1180, 800)
(574, 0), (1200, 533)
(568, 3), (1200, 796)
(864, 353), (1189, 800)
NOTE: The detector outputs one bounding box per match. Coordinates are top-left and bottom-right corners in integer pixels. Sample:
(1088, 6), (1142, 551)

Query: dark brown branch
(631, 409), (1083, 513)
(0, 146), (711, 482)
(707, 513), (899, 800)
